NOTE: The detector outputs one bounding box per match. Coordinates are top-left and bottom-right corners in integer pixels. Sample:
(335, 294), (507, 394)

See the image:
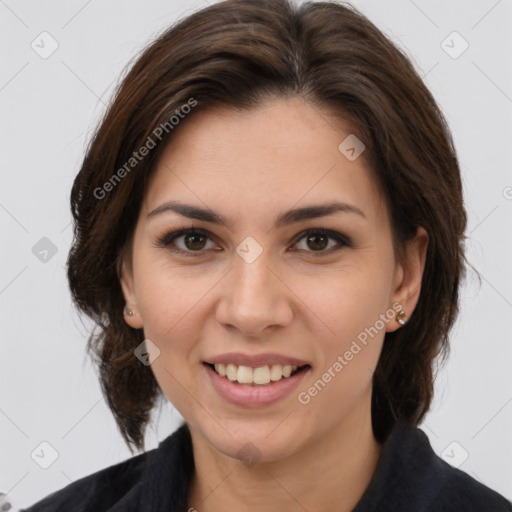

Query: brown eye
(158, 227), (350, 257)
(305, 233), (329, 251)
(293, 229), (349, 254)
(158, 228), (216, 255)
(183, 233), (207, 251)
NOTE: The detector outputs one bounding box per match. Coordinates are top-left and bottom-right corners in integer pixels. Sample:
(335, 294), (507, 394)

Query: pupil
(186, 234), (206, 250)
(308, 234), (327, 250)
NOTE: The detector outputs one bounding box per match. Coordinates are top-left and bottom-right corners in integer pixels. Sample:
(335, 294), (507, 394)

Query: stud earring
(397, 310), (407, 325)
(124, 306), (134, 317)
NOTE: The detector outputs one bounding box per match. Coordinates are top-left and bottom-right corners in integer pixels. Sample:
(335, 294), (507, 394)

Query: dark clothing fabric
(22, 419), (511, 511)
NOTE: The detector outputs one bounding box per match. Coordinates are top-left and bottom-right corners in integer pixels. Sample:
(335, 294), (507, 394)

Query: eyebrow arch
(147, 200), (366, 229)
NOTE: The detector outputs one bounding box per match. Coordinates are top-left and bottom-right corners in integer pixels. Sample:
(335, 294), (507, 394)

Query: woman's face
(120, 96), (427, 462)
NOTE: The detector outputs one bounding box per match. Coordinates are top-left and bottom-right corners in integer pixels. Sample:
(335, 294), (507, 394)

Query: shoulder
(431, 459), (512, 511)
(359, 419), (512, 512)
(20, 448), (150, 512)
(408, 426), (512, 511)
(21, 424), (193, 512)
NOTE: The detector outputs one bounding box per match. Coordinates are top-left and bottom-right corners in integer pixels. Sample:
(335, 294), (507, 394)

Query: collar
(108, 418), (507, 511)
(351, 418), (447, 511)
(108, 423), (193, 511)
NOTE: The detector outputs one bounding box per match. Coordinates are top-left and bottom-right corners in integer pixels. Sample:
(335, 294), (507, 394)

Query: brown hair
(67, 0), (467, 453)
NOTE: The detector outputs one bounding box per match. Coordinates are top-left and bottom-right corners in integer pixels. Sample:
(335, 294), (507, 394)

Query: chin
(193, 413), (312, 464)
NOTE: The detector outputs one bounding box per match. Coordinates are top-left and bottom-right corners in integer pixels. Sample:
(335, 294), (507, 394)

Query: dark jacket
(22, 419), (511, 511)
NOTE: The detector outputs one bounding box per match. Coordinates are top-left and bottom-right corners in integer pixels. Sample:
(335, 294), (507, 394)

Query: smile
(207, 363), (306, 385)
(203, 360), (311, 407)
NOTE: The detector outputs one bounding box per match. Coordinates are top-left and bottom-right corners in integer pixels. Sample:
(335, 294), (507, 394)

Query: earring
(397, 310), (407, 325)
(124, 305), (134, 317)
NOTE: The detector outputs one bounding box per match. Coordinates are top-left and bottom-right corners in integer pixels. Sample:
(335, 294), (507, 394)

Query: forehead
(142, 96), (388, 229)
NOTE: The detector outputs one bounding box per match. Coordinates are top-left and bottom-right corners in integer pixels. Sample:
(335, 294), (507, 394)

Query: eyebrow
(146, 200), (366, 229)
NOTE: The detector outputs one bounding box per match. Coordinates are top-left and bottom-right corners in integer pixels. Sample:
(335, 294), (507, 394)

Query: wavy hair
(67, 0), (468, 453)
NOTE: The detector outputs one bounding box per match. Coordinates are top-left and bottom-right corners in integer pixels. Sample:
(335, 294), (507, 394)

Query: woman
(23, 0), (511, 510)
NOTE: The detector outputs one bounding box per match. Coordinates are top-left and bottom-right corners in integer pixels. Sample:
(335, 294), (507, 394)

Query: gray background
(1, 0), (511, 508)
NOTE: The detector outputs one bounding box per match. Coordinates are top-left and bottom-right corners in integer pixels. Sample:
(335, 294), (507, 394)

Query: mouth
(202, 352), (312, 407)
(203, 362), (311, 386)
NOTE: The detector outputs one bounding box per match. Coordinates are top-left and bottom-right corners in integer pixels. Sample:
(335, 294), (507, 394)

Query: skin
(120, 95), (428, 512)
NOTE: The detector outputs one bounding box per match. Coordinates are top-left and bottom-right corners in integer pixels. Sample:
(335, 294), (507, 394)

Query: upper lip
(204, 352), (310, 368)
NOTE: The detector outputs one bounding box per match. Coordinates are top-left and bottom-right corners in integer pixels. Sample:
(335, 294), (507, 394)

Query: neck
(187, 392), (382, 512)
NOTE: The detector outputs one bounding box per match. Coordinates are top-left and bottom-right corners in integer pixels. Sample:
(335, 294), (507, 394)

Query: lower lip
(204, 364), (310, 407)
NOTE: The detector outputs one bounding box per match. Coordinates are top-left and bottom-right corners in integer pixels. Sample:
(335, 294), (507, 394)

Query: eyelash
(155, 227), (352, 257)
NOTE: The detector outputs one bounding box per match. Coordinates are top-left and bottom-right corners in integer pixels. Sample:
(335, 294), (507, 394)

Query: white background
(1, 0), (511, 508)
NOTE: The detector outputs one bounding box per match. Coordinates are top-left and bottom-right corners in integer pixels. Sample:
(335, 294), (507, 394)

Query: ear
(118, 256), (144, 329)
(386, 226), (429, 332)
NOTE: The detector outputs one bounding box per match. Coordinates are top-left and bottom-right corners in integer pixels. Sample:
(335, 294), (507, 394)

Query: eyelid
(158, 226), (209, 245)
(290, 228), (351, 254)
(155, 226), (352, 256)
(157, 227), (217, 255)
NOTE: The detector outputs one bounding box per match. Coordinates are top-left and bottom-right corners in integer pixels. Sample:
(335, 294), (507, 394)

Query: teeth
(226, 364), (237, 381)
(253, 366), (270, 385)
(237, 365), (253, 384)
(213, 363), (300, 385)
(270, 365), (282, 381)
(216, 363), (227, 377)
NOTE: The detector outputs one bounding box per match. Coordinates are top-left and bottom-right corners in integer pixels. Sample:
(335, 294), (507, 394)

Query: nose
(215, 252), (293, 338)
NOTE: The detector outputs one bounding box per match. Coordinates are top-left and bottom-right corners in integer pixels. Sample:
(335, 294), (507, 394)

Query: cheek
(290, 261), (393, 410)
(131, 271), (204, 409)
(296, 272), (389, 415)
(135, 266), (208, 414)
(132, 256), (223, 379)
(293, 261), (392, 346)
(134, 257), (212, 340)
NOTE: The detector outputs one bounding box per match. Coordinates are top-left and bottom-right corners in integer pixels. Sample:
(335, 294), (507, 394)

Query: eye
(157, 228), (217, 255)
(156, 227), (351, 256)
(291, 229), (351, 255)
